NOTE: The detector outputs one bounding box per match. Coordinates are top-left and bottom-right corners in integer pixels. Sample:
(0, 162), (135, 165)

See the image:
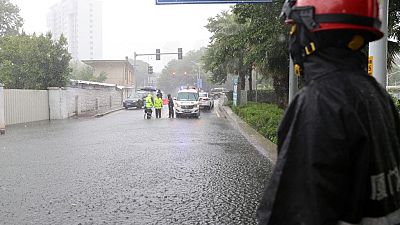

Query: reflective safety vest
(154, 97), (163, 109)
(145, 96), (153, 108)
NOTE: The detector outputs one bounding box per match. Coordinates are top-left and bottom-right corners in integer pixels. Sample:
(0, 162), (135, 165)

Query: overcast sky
(11, 0), (232, 71)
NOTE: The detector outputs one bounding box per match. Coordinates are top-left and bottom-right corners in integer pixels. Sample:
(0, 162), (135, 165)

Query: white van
(175, 88), (200, 118)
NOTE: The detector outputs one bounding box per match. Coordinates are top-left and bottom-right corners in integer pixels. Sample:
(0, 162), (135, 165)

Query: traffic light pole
(134, 52), (181, 57)
(134, 48), (183, 60)
(133, 49), (183, 88)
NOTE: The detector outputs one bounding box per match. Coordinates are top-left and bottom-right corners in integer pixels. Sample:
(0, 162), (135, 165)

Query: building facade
(47, 0), (103, 60)
(82, 57), (135, 99)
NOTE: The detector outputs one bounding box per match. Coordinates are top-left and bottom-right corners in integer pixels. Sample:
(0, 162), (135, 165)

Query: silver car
(199, 92), (214, 110)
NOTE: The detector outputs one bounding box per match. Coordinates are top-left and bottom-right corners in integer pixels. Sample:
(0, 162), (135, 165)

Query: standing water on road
(0, 109), (273, 224)
(0, 1), (276, 224)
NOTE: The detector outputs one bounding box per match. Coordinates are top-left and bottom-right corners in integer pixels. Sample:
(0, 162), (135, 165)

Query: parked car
(199, 92), (214, 110)
(175, 88), (200, 118)
(123, 94), (145, 109)
(210, 87), (228, 99)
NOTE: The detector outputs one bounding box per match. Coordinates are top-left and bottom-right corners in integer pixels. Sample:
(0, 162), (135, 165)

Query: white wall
(4, 89), (49, 125)
(48, 82), (123, 120)
(65, 86), (122, 117)
(0, 85), (5, 134)
(0, 84), (123, 127)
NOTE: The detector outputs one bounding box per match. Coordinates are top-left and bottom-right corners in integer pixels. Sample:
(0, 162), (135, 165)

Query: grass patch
(232, 102), (284, 144)
(391, 95), (400, 113)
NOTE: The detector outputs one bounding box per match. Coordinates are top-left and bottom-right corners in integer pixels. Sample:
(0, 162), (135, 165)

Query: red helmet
(281, 0), (383, 41)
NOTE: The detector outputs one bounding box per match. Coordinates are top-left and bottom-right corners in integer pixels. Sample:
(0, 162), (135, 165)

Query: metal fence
(4, 89), (49, 125)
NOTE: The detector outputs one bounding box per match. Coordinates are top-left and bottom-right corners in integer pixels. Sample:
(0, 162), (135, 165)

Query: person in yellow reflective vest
(154, 94), (163, 119)
(144, 93), (153, 118)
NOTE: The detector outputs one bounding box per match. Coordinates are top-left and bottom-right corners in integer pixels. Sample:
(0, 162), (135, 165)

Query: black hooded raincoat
(257, 48), (400, 225)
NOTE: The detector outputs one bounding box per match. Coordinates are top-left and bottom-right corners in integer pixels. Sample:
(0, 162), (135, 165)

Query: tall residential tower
(47, 0), (103, 60)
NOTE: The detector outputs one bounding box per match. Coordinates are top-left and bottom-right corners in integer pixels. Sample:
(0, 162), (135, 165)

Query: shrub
(232, 102), (284, 144)
(391, 95), (400, 113)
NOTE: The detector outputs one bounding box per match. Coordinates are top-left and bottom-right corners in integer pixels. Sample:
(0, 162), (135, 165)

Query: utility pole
(369, 0), (389, 87)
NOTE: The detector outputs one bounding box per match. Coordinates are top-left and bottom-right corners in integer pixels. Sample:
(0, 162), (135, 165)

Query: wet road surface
(0, 106), (273, 225)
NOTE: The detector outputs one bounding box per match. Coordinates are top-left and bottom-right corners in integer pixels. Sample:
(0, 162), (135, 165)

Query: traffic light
(156, 49), (160, 60)
(148, 66), (153, 74)
(178, 48), (183, 60)
(172, 72), (176, 78)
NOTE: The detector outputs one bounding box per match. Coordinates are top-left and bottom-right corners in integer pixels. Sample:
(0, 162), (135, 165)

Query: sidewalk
(93, 107), (124, 118)
(217, 102), (277, 164)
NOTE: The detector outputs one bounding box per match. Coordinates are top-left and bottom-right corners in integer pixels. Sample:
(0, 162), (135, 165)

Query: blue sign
(156, 0), (271, 4)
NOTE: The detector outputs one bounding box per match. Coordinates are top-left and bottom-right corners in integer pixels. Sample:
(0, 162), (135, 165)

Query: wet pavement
(0, 106), (273, 225)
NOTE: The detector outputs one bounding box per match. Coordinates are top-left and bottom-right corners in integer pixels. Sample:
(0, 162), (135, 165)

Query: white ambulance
(175, 87), (200, 119)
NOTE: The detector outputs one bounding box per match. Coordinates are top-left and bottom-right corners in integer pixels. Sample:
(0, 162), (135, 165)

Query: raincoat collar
(303, 48), (368, 83)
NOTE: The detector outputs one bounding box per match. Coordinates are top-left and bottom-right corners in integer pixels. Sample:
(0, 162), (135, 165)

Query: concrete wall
(48, 87), (68, 120)
(49, 82), (123, 119)
(0, 81), (123, 130)
(65, 86), (123, 117)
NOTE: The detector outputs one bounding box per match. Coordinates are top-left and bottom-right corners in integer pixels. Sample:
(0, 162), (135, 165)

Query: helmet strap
(288, 7), (320, 77)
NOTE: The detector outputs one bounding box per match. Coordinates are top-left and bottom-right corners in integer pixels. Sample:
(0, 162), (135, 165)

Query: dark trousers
(155, 109), (161, 118)
(169, 107), (174, 118)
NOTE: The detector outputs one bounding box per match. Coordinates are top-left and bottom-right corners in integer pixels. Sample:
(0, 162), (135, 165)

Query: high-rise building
(47, 0), (103, 60)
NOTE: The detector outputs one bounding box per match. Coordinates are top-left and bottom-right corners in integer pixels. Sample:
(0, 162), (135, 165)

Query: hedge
(232, 102), (284, 144)
(392, 95), (400, 113)
(231, 97), (400, 145)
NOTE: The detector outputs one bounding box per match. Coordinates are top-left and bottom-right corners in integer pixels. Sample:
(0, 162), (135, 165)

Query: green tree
(0, 0), (23, 36)
(231, 1), (400, 107)
(158, 48), (213, 95)
(0, 33), (71, 89)
(233, 3), (289, 107)
(202, 11), (255, 104)
(97, 71), (108, 83)
(70, 60), (108, 83)
(203, 6), (288, 107)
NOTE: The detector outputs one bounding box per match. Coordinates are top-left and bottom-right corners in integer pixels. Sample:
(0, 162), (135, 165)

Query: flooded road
(0, 107), (273, 225)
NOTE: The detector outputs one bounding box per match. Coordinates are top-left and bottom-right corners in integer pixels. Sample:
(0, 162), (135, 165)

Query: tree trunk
(272, 72), (289, 109)
(240, 74), (246, 90)
(248, 66), (253, 101)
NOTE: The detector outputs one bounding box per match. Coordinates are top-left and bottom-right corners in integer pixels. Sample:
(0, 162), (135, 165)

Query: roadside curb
(94, 108), (124, 118)
(218, 103), (277, 164)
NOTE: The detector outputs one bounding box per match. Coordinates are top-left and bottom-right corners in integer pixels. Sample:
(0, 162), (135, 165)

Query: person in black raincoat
(257, 0), (400, 224)
(167, 94), (174, 118)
